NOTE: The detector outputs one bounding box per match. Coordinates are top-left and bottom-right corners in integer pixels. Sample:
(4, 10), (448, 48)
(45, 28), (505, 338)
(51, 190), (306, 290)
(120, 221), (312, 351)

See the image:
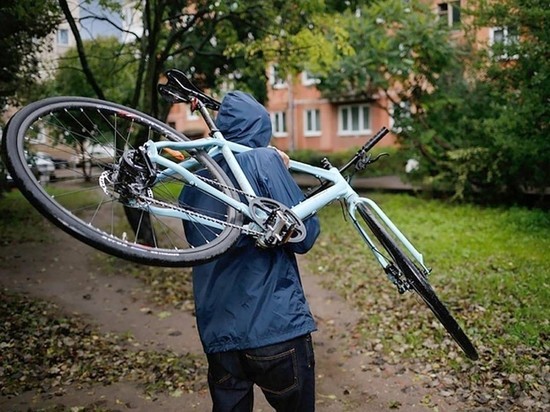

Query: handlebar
(304, 127), (390, 199)
(338, 127), (389, 174)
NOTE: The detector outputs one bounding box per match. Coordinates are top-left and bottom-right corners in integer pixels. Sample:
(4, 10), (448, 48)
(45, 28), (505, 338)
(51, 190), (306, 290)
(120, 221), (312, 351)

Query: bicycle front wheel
(1, 96), (243, 267)
(356, 203), (479, 360)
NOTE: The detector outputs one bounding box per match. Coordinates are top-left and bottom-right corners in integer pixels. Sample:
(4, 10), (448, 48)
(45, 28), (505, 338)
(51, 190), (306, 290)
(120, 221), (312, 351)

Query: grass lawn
(307, 192), (549, 410)
(1, 188), (548, 409)
(0, 190), (51, 244)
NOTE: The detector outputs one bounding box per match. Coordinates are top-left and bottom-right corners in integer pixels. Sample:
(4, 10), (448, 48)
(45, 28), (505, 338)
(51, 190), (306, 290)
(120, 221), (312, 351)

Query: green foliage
(309, 0), (548, 202)
(52, 0), (348, 117)
(201, 1), (353, 85)
(49, 37), (138, 105)
(289, 145), (410, 177)
(406, 0), (550, 202)
(0, 0), (61, 111)
(316, 0), (461, 99)
(308, 194), (550, 410)
(0, 190), (50, 244)
(474, 0), (550, 197)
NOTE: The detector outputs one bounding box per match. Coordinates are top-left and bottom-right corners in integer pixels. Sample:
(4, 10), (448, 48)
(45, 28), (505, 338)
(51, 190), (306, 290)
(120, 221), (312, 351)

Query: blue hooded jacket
(179, 91), (320, 354)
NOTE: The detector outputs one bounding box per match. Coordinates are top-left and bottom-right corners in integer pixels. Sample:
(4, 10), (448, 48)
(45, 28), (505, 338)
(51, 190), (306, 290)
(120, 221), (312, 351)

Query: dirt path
(0, 227), (464, 411)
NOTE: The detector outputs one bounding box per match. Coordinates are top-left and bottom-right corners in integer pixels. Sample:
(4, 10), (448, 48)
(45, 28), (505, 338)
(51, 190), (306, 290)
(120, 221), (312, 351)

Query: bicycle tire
(356, 203), (479, 360)
(1, 96), (243, 267)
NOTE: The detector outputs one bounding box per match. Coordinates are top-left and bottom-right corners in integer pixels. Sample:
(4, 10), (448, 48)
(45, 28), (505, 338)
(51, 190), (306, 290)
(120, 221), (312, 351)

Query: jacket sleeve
(249, 149), (320, 254)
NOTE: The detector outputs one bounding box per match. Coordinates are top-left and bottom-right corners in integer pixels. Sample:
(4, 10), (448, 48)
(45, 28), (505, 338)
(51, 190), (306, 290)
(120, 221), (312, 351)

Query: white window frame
(338, 104), (371, 136)
(57, 28), (69, 45)
(437, 1), (461, 28)
(271, 111), (287, 137)
(489, 27), (519, 60)
(301, 71), (320, 87)
(269, 65), (287, 89)
(304, 108), (321, 136)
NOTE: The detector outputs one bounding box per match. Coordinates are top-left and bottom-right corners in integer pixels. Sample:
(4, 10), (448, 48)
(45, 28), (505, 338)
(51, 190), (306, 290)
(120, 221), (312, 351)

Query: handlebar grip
(361, 127), (389, 153)
(337, 127), (390, 174)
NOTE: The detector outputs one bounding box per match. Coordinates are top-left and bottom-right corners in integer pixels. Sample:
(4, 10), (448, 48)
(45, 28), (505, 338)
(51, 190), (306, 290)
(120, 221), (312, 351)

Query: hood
(215, 91), (272, 148)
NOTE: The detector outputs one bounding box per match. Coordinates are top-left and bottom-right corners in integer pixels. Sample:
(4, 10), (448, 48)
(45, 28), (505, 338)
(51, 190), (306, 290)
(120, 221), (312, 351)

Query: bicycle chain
(99, 171), (261, 236)
(195, 174), (256, 200)
(140, 195), (261, 236)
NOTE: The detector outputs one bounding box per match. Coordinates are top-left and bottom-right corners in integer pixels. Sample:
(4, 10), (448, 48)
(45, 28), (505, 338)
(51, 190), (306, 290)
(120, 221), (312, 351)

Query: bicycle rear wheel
(1, 96), (243, 267)
(356, 203), (479, 360)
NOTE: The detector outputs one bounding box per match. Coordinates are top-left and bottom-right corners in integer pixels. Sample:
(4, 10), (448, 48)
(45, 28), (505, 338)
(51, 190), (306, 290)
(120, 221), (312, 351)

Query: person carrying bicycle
(179, 91), (320, 412)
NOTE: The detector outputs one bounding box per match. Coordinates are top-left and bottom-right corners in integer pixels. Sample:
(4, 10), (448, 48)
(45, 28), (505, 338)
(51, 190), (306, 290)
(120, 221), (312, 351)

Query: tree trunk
(123, 206), (157, 246)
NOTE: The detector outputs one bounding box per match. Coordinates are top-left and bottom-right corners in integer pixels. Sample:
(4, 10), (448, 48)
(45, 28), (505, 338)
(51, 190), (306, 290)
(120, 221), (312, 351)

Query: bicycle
(1, 69), (479, 360)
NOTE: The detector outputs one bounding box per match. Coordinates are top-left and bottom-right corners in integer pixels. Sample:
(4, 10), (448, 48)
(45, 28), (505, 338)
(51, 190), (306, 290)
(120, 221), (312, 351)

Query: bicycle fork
(348, 197), (431, 293)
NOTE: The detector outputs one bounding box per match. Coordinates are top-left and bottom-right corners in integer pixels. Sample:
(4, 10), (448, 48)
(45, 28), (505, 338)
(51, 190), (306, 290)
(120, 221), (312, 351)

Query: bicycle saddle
(158, 69), (221, 111)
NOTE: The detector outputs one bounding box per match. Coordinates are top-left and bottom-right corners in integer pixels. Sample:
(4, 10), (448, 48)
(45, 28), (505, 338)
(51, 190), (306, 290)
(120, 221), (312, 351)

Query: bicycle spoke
(3, 96), (243, 266)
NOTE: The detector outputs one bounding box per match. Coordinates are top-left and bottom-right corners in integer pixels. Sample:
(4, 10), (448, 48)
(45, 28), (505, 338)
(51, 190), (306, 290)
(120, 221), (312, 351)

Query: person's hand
(162, 147), (186, 161)
(270, 146), (289, 168)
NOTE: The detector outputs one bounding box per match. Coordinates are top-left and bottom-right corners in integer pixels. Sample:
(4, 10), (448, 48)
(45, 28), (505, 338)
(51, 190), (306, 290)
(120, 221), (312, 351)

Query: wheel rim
(4, 97), (242, 266)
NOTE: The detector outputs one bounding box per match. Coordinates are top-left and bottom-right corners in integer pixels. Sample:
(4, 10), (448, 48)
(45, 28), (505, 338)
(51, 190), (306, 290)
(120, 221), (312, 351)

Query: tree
(314, 1), (462, 100)
(0, 0), (61, 112)
(54, 0), (344, 241)
(59, 1), (340, 122)
(34, 37), (138, 181)
(313, 0), (549, 202)
(462, 0), (550, 201)
(311, 0), (468, 182)
(53, 37), (138, 104)
(390, 0), (550, 202)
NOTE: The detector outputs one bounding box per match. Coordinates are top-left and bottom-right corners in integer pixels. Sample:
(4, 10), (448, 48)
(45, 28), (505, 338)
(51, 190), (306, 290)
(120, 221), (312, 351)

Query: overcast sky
(79, 0), (123, 40)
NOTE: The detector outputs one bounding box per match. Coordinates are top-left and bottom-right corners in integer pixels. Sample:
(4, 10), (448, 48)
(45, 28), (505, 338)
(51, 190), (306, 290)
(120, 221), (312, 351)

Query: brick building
(167, 0), (515, 153)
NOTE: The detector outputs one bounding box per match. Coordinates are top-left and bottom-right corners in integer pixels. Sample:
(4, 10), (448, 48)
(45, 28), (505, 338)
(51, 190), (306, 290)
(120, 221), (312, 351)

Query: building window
(272, 111), (287, 136)
(301, 71), (320, 86)
(57, 29), (69, 45)
(338, 104), (371, 135)
(437, 1), (461, 28)
(269, 65), (287, 89)
(304, 109), (321, 136)
(490, 27), (519, 59)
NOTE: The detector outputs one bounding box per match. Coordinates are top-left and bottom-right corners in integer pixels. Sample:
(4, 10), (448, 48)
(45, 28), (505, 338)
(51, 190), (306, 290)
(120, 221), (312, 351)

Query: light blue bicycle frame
(143, 129), (429, 274)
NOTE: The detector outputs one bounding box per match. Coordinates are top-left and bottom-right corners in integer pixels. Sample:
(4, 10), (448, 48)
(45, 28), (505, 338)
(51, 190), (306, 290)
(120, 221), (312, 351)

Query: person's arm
(259, 149), (320, 254)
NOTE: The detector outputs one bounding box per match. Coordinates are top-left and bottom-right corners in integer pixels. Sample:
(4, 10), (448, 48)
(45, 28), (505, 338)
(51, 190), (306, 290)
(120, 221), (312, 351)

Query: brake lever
(371, 152), (389, 163)
(355, 152), (389, 171)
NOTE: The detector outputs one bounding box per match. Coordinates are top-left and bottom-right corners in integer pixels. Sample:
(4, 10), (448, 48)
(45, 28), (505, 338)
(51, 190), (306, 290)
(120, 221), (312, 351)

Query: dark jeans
(206, 334), (315, 412)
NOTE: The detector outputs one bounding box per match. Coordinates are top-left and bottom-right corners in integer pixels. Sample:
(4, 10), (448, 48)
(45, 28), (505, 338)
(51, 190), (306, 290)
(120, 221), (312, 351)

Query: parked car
(34, 156), (55, 176)
(35, 151), (68, 169)
(69, 145), (116, 167)
(25, 151), (54, 181)
(0, 152), (52, 188)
